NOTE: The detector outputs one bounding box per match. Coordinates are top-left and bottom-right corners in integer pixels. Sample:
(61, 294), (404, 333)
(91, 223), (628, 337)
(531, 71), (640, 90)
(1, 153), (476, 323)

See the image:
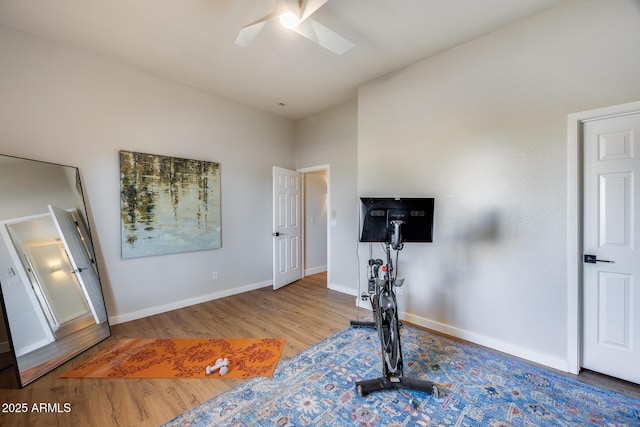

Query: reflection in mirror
(0, 154), (110, 387)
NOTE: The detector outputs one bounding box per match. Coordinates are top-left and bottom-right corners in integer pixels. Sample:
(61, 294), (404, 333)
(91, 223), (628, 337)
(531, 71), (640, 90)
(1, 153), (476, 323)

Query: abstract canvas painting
(120, 151), (221, 258)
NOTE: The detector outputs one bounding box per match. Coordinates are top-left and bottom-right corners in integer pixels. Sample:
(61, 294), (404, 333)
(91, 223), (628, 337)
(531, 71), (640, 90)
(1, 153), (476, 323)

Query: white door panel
(583, 113), (640, 384)
(599, 173), (633, 247)
(596, 272), (632, 349)
(49, 205), (107, 324)
(272, 167), (301, 289)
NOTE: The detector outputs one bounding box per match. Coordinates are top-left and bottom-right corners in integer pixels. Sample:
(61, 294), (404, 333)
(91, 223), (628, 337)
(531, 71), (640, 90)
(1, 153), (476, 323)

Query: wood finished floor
(1, 272), (638, 426)
(0, 273), (355, 427)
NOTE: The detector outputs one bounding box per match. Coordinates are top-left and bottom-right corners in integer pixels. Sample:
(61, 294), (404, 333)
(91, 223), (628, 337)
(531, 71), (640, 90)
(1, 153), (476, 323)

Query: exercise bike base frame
(350, 320), (376, 328)
(350, 320), (403, 329)
(356, 376), (439, 398)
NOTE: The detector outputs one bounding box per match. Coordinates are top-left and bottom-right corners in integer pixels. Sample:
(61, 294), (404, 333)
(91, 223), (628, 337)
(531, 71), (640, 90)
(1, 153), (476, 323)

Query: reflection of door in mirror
(49, 205), (107, 324)
(0, 154), (110, 387)
(6, 214), (95, 340)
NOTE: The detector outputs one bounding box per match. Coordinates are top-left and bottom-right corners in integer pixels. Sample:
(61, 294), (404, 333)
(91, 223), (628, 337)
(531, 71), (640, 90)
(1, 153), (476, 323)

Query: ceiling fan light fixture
(236, 0), (353, 54)
(279, 12), (300, 29)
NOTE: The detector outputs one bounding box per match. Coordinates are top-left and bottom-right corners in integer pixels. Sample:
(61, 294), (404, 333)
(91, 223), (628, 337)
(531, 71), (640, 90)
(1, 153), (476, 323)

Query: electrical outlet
(212, 272), (218, 280)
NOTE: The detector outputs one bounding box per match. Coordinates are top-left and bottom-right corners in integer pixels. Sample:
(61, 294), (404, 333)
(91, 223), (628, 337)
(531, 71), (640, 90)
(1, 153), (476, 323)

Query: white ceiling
(0, 0), (567, 120)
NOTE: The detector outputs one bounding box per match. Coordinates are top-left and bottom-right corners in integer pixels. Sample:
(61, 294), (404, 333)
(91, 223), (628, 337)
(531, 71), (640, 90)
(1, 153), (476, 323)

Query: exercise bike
(351, 219), (439, 398)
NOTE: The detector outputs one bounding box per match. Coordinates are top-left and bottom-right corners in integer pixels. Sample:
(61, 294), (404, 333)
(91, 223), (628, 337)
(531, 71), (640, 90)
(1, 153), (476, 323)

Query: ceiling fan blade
(292, 18), (354, 54)
(299, 0), (328, 22)
(235, 0), (290, 47)
(235, 20), (269, 46)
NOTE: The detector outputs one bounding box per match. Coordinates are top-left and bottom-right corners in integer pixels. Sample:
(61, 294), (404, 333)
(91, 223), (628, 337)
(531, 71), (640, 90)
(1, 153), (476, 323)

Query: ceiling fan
(235, 0), (354, 54)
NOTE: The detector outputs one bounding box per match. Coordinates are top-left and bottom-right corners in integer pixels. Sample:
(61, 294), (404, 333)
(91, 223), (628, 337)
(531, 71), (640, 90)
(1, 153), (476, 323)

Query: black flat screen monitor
(360, 197), (434, 243)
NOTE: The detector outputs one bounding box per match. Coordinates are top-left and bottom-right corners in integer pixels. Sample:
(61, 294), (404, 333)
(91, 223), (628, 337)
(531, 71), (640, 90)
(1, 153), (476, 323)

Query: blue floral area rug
(162, 325), (640, 426)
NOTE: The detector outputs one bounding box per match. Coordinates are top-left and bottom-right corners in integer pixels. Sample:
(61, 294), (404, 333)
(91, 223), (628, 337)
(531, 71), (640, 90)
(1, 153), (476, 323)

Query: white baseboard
(402, 312), (570, 372)
(15, 338), (51, 357)
(108, 279), (568, 373)
(352, 295), (569, 372)
(305, 265), (327, 276)
(328, 282), (358, 296)
(109, 280), (272, 325)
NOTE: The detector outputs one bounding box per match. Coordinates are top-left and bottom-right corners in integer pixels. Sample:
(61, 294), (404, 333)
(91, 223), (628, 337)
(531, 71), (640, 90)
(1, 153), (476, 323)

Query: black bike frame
(353, 242), (439, 398)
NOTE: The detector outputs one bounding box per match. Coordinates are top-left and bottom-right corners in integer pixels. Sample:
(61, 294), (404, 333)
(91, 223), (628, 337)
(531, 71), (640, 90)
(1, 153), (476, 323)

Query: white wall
(303, 170), (327, 275)
(295, 99), (359, 295)
(0, 26), (295, 323)
(358, 0), (640, 370)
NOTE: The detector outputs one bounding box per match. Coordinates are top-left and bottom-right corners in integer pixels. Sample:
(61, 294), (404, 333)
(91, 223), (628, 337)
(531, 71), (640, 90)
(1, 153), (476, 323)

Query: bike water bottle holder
(374, 277), (387, 287)
(374, 277), (405, 288)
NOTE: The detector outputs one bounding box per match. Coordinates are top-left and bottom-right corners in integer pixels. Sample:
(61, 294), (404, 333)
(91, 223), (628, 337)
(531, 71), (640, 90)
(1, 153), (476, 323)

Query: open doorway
(300, 165), (329, 287)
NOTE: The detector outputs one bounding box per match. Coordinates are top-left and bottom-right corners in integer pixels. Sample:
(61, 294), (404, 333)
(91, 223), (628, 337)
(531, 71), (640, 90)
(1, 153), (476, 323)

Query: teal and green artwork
(119, 150), (221, 259)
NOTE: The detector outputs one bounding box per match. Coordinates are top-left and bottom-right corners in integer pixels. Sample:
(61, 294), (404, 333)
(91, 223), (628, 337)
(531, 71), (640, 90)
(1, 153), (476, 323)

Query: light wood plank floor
(1, 272), (638, 426)
(0, 273), (356, 427)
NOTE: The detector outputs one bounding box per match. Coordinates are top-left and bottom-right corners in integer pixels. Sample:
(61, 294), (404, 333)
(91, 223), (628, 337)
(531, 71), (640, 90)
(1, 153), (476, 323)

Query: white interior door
(582, 112), (640, 384)
(49, 205), (107, 324)
(272, 167), (302, 290)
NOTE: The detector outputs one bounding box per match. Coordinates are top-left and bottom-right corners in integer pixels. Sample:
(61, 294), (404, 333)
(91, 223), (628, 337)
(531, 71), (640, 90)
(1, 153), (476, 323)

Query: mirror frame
(0, 154), (110, 387)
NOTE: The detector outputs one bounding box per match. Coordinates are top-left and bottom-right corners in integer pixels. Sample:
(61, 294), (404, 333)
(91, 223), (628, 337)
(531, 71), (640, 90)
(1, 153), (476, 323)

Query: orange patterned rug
(60, 337), (286, 379)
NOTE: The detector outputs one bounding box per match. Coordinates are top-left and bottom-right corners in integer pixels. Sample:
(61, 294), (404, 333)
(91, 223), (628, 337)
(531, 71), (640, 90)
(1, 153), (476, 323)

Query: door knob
(273, 232), (280, 237)
(584, 254), (614, 264)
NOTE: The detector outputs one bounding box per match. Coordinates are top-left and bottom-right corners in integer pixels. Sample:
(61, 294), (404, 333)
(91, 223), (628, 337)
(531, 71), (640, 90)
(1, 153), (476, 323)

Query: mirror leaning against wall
(0, 154), (110, 387)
